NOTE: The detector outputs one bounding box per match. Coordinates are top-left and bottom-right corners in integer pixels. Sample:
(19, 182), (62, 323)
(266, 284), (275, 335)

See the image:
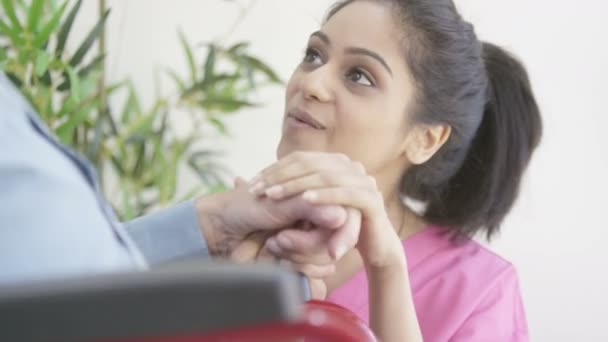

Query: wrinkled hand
(230, 230), (330, 300)
(231, 206), (362, 300)
(195, 176), (351, 257)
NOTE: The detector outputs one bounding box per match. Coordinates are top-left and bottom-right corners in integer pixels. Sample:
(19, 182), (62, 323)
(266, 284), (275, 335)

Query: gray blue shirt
(0, 72), (209, 285)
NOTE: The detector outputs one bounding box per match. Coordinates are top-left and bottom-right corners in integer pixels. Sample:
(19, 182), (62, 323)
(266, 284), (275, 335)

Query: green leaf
(55, 105), (90, 144)
(43, 85), (53, 114)
(33, 1), (68, 48)
(66, 66), (81, 102)
(86, 109), (105, 162)
(80, 53), (105, 78)
(124, 111), (156, 142)
(208, 116), (227, 134)
(110, 155), (126, 176)
(210, 72), (240, 83)
(57, 53), (105, 91)
(121, 85), (142, 124)
(180, 73), (240, 98)
(105, 106), (119, 136)
(244, 55), (282, 83)
(121, 187), (136, 220)
(6, 72), (23, 87)
(14, 0), (27, 12)
(159, 142), (181, 203)
(56, 0), (82, 56)
(0, 19), (22, 45)
(227, 41), (249, 54)
(202, 44), (216, 85)
(199, 96), (257, 113)
(27, 0), (44, 33)
(69, 8), (110, 67)
(106, 80), (127, 94)
(0, 46), (7, 69)
(178, 29), (196, 83)
(39, 70), (52, 85)
(166, 68), (186, 92)
(34, 50), (51, 76)
(1, 0), (23, 31)
(132, 141), (147, 177)
(0, 45), (7, 60)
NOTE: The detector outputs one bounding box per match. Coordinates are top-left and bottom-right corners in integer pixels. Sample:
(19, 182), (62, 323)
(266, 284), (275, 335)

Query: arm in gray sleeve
(0, 74), (137, 285)
(124, 200), (210, 265)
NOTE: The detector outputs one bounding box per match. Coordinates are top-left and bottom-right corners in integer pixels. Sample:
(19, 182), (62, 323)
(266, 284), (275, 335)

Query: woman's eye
(303, 48), (323, 65)
(347, 68), (374, 87)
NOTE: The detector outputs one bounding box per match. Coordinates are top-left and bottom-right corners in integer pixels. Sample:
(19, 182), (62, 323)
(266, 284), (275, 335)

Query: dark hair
(327, 0), (542, 239)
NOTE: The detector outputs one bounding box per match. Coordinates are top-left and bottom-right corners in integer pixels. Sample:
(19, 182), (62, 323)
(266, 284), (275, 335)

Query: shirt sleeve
(0, 75), (136, 285)
(450, 266), (530, 341)
(124, 200), (210, 265)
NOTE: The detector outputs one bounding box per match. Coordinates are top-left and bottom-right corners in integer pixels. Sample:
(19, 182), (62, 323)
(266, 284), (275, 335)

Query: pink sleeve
(450, 267), (529, 342)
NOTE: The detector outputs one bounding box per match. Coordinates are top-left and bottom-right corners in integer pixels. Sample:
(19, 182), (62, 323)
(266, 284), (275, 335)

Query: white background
(74, 1), (608, 340)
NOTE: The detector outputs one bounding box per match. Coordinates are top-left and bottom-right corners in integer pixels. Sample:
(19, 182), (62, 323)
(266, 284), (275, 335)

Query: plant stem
(97, 0), (107, 184)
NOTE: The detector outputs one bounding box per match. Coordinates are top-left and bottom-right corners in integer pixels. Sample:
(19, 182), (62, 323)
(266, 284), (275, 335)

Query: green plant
(0, 0), (282, 219)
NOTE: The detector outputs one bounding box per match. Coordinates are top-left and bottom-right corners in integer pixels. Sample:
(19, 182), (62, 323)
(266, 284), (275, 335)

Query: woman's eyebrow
(310, 31), (393, 76)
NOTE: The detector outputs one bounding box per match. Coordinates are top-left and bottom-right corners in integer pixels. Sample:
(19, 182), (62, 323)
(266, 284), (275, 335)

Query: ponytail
(425, 43), (542, 238)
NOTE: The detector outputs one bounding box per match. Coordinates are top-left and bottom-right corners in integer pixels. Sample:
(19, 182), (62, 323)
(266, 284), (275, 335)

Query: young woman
(239, 0), (542, 340)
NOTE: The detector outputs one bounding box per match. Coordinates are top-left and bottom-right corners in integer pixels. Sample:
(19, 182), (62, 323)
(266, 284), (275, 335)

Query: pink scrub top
(327, 226), (529, 341)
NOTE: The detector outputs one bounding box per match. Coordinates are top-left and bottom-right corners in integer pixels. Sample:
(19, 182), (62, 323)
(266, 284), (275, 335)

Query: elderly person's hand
(195, 175), (358, 259)
(229, 178), (362, 300)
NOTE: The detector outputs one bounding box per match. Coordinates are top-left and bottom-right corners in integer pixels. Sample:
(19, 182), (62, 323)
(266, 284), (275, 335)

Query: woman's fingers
(271, 208), (363, 261)
(270, 227), (328, 253)
(263, 172), (371, 200)
(308, 277), (328, 300)
(302, 187), (384, 219)
(250, 152), (364, 195)
(265, 237), (333, 265)
(328, 207), (362, 260)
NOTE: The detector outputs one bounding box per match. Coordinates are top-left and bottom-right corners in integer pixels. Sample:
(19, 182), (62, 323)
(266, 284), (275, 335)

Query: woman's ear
(403, 124), (451, 165)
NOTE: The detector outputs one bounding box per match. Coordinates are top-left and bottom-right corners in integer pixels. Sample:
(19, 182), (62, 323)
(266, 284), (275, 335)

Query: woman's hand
(249, 151), (405, 270)
(229, 177), (348, 299)
(249, 152), (423, 342)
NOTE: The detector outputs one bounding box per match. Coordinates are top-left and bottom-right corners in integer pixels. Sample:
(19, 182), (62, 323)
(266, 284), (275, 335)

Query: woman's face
(277, 1), (417, 177)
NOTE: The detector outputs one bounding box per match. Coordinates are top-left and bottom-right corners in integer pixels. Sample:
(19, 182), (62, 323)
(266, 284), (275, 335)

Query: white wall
(75, 1), (608, 340)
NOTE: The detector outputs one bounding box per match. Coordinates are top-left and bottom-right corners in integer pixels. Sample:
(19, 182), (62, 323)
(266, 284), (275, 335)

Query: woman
(237, 0), (542, 340)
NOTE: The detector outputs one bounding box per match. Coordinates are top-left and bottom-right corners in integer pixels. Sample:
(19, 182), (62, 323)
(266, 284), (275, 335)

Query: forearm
(125, 200), (210, 265)
(367, 256), (423, 342)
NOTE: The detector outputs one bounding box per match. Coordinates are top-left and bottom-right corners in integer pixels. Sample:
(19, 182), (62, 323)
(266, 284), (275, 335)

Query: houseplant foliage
(0, 0), (281, 219)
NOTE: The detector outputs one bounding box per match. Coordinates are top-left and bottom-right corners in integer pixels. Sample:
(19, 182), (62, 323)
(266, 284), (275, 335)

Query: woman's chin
(276, 137), (323, 159)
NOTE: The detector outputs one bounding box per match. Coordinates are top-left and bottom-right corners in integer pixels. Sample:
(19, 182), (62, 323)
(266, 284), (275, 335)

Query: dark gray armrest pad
(0, 261), (306, 341)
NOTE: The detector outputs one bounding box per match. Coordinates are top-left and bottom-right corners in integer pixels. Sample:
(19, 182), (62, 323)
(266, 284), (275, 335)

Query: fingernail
(249, 181), (265, 195)
(334, 244), (347, 260)
(276, 234), (294, 249)
(303, 191), (317, 202)
(265, 185), (284, 199)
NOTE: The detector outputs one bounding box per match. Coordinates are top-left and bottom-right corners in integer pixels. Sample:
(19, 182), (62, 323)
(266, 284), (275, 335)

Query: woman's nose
(301, 67), (333, 103)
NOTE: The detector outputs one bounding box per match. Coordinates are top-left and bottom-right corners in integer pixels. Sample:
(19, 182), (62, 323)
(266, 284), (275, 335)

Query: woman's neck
(324, 177), (428, 294)
(379, 175), (428, 240)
